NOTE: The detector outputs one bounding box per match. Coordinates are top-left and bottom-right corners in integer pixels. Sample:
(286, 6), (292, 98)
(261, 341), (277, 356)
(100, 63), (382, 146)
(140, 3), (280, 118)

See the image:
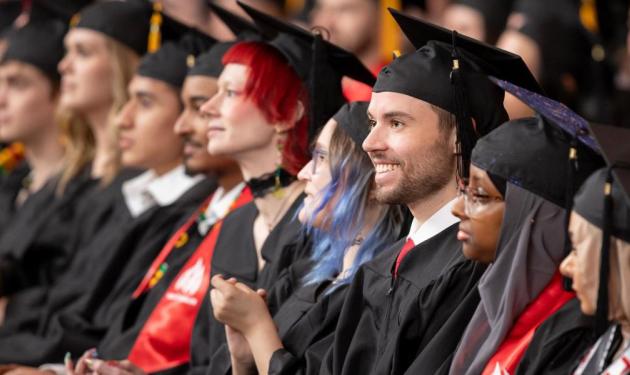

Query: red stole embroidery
(127, 187), (252, 372)
(483, 272), (575, 375)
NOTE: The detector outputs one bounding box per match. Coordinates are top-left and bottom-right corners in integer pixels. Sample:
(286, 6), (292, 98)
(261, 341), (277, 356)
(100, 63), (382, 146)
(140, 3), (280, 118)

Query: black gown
(96, 188), (222, 363)
(208, 255), (352, 375)
(0, 161), (29, 238)
(515, 298), (596, 375)
(0, 178), (215, 365)
(0, 166), (98, 304)
(321, 224), (487, 375)
(188, 196), (309, 375)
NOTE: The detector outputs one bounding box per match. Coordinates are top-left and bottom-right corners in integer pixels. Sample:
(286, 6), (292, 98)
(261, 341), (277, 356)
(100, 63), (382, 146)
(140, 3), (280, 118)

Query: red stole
(127, 187), (252, 372)
(482, 272), (575, 375)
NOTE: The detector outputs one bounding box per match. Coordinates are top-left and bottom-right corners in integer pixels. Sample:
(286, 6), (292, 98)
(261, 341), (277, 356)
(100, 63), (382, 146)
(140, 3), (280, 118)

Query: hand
(226, 325), (255, 367)
(76, 359), (144, 375)
(210, 275), (270, 335)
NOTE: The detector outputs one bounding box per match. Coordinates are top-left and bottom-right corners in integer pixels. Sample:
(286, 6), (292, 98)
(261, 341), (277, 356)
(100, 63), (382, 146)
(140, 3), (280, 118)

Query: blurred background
(2, 0), (629, 126)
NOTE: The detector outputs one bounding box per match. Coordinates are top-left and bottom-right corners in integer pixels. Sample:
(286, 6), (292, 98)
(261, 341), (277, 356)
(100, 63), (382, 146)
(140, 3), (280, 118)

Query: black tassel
(449, 31), (476, 184)
(595, 167), (614, 336)
(563, 134), (579, 291)
(308, 32), (326, 143)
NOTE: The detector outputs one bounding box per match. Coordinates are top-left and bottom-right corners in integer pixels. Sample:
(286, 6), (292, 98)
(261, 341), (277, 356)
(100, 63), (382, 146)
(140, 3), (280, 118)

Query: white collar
(406, 198), (460, 245)
(122, 165), (204, 218)
(197, 182), (246, 234)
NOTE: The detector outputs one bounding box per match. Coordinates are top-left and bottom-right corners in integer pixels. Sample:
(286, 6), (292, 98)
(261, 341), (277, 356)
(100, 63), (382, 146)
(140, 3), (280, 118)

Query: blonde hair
(57, 36), (139, 194)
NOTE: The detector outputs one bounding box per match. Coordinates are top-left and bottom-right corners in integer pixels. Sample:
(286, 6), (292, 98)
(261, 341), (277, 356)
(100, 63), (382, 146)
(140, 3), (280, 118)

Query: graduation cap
(236, 0), (376, 141)
(449, 0), (514, 44)
(572, 124), (630, 336)
(389, 9), (541, 94)
(333, 101), (370, 147)
(187, 41), (235, 78)
(72, 0), (189, 56)
(377, 9), (539, 181)
(489, 77), (608, 283)
(207, 2), (261, 41)
(28, 0), (94, 24)
(137, 30), (217, 88)
(1, 17), (67, 82)
(472, 114), (604, 208)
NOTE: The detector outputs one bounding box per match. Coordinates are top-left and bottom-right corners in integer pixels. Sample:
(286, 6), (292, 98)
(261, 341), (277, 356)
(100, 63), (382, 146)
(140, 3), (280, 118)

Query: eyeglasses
(457, 185), (503, 217)
(310, 149), (328, 175)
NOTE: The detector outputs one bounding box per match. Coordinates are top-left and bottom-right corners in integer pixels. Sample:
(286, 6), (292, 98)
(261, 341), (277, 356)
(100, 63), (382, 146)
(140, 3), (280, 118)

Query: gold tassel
(147, 2), (163, 53)
(69, 13), (80, 27)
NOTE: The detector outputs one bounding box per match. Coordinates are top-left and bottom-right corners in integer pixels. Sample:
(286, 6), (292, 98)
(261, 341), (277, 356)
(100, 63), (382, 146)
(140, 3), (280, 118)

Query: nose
(173, 110), (191, 136)
(451, 194), (468, 221)
(117, 101), (135, 131)
(200, 92), (220, 119)
(0, 83), (8, 108)
(297, 160), (313, 182)
(559, 251), (576, 279)
(58, 52), (71, 76)
(362, 122), (386, 154)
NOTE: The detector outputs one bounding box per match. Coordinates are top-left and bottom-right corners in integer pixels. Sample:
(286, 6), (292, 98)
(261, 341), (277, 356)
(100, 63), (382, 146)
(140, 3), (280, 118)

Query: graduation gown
(516, 298), (596, 375)
(0, 168), (137, 336)
(223, 260), (347, 375)
(96, 185), (251, 373)
(0, 166), (98, 302)
(0, 161), (29, 238)
(0, 178), (215, 365)
(321, 224), (486, 375)
(189, 196), (309, 375)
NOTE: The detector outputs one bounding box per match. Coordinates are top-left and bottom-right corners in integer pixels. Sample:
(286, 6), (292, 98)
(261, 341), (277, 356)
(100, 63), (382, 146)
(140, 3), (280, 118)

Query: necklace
(246, 168), (296, 198)
(260, 183), (300, 231)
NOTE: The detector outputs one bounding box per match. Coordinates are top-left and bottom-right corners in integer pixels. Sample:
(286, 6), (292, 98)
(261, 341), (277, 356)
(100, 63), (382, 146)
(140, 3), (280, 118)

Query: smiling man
(321, 14), (522, 375)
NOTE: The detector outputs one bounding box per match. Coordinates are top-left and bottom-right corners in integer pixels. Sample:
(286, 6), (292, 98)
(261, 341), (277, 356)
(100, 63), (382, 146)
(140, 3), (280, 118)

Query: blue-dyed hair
(302, 121), (404, 291)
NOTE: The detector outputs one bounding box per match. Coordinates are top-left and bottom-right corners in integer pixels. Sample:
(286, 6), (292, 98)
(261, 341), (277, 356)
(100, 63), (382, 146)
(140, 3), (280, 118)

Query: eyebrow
(134, 90), (156, 101)
(314, 142), (328, 152)
(188, 95), (209, 104)
(382, 111), (415, 121)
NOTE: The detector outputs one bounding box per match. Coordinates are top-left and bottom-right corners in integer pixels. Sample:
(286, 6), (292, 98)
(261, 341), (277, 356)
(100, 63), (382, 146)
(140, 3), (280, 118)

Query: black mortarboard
(451, 0), (514, 44)
(572, 124), (630, 335)
(28, 0), (94, 24)
(137, 30), (217, 89)
(237, 1), (375, 142)
(187, 41), (235, 78)
(207, 2), (260, 41)
(1, 18), (67, 82)
(378, 10), (535, 180)
(489, 77), (608, 291)
(0, 1), (21, 36)
(73, 0), (189, 55)
(574, 126), (630, 242)
(388, 9), (541, 94)
(472, 115), (604, 208)
(333, 101), (370, 147)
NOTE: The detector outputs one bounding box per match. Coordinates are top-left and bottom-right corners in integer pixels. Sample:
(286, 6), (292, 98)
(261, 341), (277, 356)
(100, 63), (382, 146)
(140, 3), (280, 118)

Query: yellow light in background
(380, 0), (401, 64)
(579, 0), (598, 33)
(285, 0), (306, 17)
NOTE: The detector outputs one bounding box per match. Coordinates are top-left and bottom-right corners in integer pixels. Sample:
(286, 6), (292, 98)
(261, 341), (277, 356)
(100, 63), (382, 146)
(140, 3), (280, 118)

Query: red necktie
(394, 238), (415, 277)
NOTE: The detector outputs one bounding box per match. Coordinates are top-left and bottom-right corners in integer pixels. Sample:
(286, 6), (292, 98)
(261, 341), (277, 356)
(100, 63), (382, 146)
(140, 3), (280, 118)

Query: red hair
(222, 41), (309, 175)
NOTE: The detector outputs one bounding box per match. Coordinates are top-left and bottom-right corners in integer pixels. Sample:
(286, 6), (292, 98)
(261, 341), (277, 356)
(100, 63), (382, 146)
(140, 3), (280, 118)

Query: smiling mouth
(374, 163), (400, 173)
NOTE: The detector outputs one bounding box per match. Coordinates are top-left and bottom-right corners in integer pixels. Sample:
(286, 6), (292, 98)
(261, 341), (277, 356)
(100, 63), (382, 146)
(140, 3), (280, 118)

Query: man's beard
(374, 136), (455, 205)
